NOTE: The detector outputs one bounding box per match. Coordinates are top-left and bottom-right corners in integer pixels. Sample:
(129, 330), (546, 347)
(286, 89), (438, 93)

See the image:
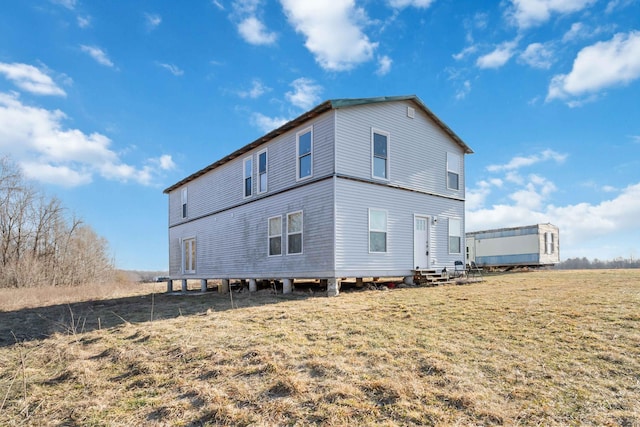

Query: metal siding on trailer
(474, 234), (540, 257)
(334, 100), (465, 200)
(334, 178), (464, 277)
(476, 253), (541, 266)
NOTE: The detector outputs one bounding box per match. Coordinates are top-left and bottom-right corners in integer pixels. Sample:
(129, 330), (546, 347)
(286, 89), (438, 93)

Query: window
(183, 237), (196, 274)
(268, 216), (282, 256)
(372, 130), (389, 180)
(258, 149), (268, 193)
(243, 156), (253, 198)
(297, 127), (312, 180)
(545, 232), (555, 254)
(369, 209), (387, 253)
(449, 218), (461, 254)
(287, 211), (303, 254)
(181, 188), (188, 219)
(447, 152), (461, 190)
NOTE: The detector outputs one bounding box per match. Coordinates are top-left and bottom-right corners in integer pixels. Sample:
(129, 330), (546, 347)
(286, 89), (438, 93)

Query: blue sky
(1, 0), (639, 270)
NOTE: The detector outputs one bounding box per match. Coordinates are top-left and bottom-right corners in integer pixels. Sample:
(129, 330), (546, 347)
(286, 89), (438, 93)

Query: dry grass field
(1, 270), (639, 426)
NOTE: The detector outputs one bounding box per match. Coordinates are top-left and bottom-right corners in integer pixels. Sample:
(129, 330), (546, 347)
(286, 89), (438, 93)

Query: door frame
(413, 214), (431, 270)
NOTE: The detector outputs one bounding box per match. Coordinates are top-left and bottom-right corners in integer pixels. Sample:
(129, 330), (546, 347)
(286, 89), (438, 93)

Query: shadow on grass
(0, 288), (315, 348)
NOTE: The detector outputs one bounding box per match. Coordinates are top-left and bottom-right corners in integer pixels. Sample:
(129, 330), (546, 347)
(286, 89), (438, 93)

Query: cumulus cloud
(238, 79), (270, 99)
(251, 112), (289, 133)
(476, 39), (519, 69)
(280, 0), (378, 71)
(0, 62), (66, 96)
(232, 0), (277, 45)
(455, 80), (471, 100)
(77, 15), (91, 28)
(376, 55), (393, 76)
(0, 92), (171, 187)
(80, 45), (115, 68)
(285, 78), (323, 110)
(50, 0), (76, 9)
(547, 31), (640, 102)
(506, 0), (597, 29)
(519, 42), (554, 69)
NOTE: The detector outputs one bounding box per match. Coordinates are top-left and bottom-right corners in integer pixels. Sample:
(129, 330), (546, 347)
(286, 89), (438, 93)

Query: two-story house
(164, 95), (473, 295)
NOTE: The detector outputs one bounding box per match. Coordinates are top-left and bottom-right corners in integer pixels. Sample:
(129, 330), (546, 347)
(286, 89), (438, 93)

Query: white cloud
(376, 55), (392, 76)
(487, 149), (567, 172)
(453, 45), (478, 61)
(280, 0), (378, 71)
(285, 78), (323, 110)
(80, 45), (115, 68)
(157, 62), (184, 76)
(145, 13), (162, 31)
(476, 39), (519, 69)
(455, 80), (471, 100)
(238, 16), (277, 45)
(251, 112), (289, 133)
(155, 154), (176, 171)
(77, 15), (91, 28)
(388, 0), (435, 8)
(519, 42), (554, 69)
(238, 79), (270, 98)
(212, 0), (225, 10)
(562, 22), (586, 42)
(506, 0), (597, 29)
(0, 92), (170, 187)
(547, 31), (640, 102)
(50, 0), (76, 9)
(0, 62), (66, 96)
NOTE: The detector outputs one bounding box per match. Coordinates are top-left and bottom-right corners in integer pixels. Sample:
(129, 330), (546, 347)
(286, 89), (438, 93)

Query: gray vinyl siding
(334, 178), (464, 277)
(335, 100), (465, 199)
(169, 179), (335, 279)
(168, 110), (335, 227)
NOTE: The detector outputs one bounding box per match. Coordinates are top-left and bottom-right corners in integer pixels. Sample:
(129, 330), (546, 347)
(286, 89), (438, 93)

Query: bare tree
(0, 156), (115, 288)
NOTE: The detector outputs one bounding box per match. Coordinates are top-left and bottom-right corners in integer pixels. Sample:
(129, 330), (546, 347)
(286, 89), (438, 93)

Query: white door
(413, 216), (430, 269)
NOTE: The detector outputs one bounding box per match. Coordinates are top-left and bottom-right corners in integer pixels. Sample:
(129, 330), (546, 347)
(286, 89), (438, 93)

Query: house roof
(163, 95), (473, 194)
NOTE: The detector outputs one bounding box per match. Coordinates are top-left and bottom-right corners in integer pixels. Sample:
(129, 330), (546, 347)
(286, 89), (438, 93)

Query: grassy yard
(1, 270), (639, 426)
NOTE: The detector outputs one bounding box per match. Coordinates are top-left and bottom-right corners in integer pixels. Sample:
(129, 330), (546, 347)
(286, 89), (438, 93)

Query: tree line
(556, 257), (640, 270)
(0, 156), (114, 288)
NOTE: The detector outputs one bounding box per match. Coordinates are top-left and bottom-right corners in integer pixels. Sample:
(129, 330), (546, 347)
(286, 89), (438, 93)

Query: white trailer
(465, 223), (559, 269)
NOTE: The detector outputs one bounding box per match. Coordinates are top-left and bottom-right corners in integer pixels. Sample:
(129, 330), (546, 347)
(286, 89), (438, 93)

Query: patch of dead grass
(0, 269), (639, 425)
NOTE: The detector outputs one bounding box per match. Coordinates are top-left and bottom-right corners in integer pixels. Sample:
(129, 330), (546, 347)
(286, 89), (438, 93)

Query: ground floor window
(449, 218), (461, 254)
(183, 237), (196, 273)
(268, 215), (282, 256)
(369, 209), (388, 253)
(287, 211), (303, 254)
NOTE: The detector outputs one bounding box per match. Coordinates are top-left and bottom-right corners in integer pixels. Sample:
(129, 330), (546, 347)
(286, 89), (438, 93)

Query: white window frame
(371, 128), (390, 181)
(268, 215), (282, 257)
(243, 156), (253, 198)
(447, 152), (461, 191)
(369, 208), (388, 253)
(286, 211), (303, 255)
(182, 237), (196, 274)
(449, 218), (462, 254)
(296, 127), (313, 181)
(181, 187), (188, 219)
(258, 148), (268, 194)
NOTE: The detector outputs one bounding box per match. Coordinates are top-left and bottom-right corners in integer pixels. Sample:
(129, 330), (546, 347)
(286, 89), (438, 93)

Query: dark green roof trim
(164, 95), (472, 194)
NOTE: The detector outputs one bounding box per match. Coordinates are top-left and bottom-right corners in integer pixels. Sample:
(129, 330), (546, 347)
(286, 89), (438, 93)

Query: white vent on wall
(407, 106), (415, 118)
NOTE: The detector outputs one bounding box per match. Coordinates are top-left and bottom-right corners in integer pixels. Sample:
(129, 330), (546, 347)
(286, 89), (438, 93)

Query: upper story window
(181, 188), (188, 219)
(297, 127), (312, 180)
(449, 218), (462, 254)
(372, 129), (390, 180)
(447, 152), (461, 190)
(369, 208), (388, 253)
(258, 149), (268, 193)
(243, 156), (253, 198)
